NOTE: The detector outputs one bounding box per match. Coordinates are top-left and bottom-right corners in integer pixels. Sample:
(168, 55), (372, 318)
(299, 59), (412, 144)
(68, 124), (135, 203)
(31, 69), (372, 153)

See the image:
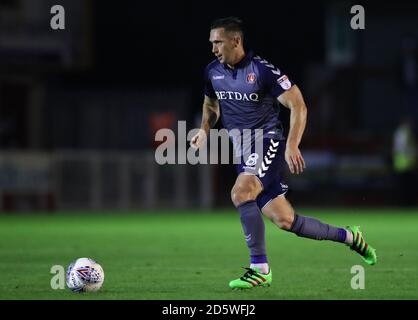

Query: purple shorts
(235, 138), (288, 209)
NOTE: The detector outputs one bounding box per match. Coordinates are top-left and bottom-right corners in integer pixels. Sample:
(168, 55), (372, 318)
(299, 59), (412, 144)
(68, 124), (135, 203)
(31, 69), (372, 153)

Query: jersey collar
(223, 50), (254, 70)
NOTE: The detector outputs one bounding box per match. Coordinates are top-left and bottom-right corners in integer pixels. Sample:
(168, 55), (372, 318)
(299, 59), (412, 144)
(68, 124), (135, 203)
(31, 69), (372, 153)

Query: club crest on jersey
(277, 75), (291, 90)
(246, 73), (256, 84)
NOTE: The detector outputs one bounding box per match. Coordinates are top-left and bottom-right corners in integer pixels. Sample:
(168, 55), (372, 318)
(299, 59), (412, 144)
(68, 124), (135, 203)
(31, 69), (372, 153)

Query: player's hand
(285, 144), (306, 174)
(190, 129), (207, 150)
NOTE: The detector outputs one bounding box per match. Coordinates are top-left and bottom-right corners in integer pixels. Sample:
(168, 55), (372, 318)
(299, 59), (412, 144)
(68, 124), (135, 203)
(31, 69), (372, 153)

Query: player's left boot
(229, 267), (272, 289)
(346, 226), (377, 265)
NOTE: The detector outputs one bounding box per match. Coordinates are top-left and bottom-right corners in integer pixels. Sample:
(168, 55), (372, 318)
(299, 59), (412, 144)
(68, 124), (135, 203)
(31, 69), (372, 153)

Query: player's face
(209, 28), (237, 65)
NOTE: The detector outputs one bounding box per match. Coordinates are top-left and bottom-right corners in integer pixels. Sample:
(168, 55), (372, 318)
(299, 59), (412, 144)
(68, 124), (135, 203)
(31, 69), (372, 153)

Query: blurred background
(0, 0), (417, 212)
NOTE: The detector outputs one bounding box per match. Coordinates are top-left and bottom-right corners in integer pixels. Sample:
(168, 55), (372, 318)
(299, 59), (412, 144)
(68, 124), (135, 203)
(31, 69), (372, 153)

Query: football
(66, 257), (105, 293)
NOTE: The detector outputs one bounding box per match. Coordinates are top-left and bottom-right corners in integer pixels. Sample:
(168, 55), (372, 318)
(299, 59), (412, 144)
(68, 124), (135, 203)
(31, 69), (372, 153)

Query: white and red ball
(66, 258), (105, 292)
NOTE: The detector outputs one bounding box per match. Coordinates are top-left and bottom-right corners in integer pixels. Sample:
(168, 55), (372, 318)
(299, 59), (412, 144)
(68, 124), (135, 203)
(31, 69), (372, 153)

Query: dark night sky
(92, 0), (326, 87)
(90, 0), (418, 87)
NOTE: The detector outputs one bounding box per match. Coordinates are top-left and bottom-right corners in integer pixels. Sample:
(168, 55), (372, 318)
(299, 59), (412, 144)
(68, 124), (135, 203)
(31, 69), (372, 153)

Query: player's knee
(270, 208), (294, 230)
(231, 184), (257, 207)
(264, 198), (295, 230)
(275, 215), (293, 230)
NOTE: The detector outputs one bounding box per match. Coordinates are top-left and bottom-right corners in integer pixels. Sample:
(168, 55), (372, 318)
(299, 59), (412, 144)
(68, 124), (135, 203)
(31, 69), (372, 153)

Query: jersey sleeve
(203, 65), (217, 98)
(255, 58), (294, 98)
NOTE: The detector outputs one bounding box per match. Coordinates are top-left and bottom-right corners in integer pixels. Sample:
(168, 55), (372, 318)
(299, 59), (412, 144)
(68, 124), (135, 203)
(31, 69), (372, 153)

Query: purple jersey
(204, 51), (294, 142)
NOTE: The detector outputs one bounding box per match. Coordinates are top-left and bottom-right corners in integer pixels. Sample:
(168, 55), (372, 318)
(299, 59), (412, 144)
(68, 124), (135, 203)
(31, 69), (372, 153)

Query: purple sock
(289, 213), (347, 243)
(237, 200), (267, 257)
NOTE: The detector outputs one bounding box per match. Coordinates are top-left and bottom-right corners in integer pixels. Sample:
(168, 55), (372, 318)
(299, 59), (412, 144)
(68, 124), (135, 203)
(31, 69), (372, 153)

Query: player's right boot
(229, 267), (272, 289)
(346, 226), (377, 265)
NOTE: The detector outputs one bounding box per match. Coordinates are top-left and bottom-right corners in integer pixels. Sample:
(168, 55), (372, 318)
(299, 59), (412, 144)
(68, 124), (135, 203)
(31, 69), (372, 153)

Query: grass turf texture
(0, 209), (417, 300)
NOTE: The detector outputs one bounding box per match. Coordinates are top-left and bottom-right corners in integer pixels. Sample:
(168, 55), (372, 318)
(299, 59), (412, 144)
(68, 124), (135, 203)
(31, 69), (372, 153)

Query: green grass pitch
(0, 209), (417, 300)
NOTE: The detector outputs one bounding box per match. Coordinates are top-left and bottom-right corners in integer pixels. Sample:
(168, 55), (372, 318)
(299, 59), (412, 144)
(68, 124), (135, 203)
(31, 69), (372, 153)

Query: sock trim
(290, 213), (299, 231)
(250, 255), (268, 264)
(236, 199), (257, 209)
(337, 228), (347, 243)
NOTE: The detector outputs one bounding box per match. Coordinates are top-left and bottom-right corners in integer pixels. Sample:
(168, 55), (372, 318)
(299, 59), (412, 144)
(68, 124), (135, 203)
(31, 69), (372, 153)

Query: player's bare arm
(190, 95), (220, 149)
(278, 85), (307, 174)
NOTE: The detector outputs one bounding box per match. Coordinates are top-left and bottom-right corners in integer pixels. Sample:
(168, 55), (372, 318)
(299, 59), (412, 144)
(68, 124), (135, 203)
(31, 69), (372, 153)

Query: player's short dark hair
(210, 17), (244, 41)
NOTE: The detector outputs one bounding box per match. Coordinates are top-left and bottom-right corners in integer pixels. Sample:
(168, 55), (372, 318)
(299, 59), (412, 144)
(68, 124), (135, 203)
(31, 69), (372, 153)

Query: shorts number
(245, 153), (259, 166)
